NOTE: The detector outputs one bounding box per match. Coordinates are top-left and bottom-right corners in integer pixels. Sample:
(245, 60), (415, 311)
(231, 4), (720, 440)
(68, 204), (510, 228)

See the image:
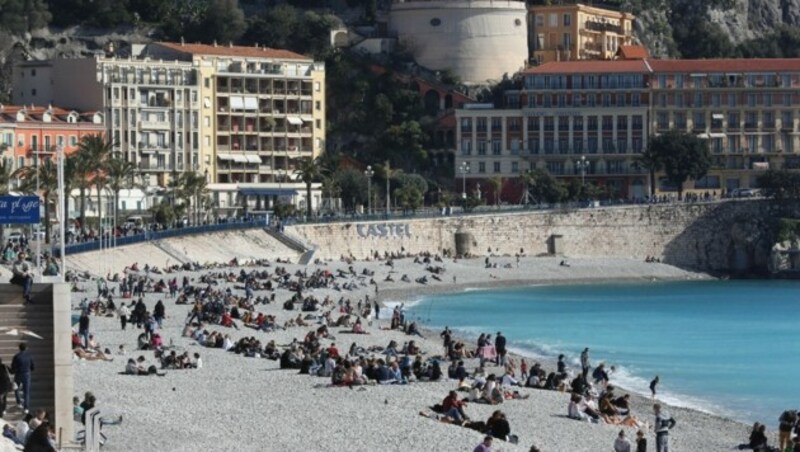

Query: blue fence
(55, 217), (268, 257)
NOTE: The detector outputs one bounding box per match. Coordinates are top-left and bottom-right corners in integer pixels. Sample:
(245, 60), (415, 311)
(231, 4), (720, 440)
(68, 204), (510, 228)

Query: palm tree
(487, 176), (503, 206)
(176, 171), (208, 225)
(637, 144), (664, 198)
(105, 153), (138, 226)
(76, 135), (114, 232)
(13, 159), (57, 244)
(294, 157), (323, 218)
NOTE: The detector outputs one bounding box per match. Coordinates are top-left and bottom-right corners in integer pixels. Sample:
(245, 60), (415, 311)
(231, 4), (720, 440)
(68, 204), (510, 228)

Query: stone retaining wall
(287, 200), (800, 272)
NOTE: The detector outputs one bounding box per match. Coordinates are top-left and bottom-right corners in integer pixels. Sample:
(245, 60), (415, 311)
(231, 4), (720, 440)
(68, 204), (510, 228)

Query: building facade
(455, 58), (800, 199)
(0, 104), (104, 172)
(12, 42), (326, 188)
(529, 3), (635, 64)
(146, 42), (326, 185)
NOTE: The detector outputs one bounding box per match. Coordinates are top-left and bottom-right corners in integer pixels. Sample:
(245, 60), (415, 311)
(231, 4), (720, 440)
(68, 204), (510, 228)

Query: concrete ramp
(66, 229), (302, 276)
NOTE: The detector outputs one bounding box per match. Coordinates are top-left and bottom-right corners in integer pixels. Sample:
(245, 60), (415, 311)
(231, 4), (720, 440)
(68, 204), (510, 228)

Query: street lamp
(364, 165), (374, 215)
(459, 161), (470, 199)
(576, 155), (589, 187)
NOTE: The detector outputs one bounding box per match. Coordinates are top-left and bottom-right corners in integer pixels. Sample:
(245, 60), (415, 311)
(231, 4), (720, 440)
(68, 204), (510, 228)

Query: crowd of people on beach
(3, 243), (792, 452)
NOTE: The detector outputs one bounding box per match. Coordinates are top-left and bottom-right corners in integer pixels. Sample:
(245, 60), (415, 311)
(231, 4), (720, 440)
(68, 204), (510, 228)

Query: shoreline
(62, 255), (767, 451)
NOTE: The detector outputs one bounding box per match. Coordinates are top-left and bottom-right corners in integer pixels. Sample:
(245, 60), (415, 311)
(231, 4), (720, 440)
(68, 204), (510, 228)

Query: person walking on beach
(778, 409), (798, 451)
(473, 435), (493, 452)
(650, 376), (660, 398)
(614, 429), (632, 452)
(495, 332), (506, 367)
(78, 311), (91, 349)
(118, 303), (130, 331)
(635, 430), (647, 452)
(653, 403), (676, 452)
(580, 347), (590, 377)
(11, 343), (34, 413)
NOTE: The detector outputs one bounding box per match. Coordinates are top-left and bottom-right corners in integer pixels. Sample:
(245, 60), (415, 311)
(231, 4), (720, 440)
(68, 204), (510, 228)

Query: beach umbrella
(0, 327), (44, 340)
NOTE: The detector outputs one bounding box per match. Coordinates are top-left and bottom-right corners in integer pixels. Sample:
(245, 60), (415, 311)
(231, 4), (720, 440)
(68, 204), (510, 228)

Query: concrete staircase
(0, 284), (56, 423)
(263, 228), (318, 265)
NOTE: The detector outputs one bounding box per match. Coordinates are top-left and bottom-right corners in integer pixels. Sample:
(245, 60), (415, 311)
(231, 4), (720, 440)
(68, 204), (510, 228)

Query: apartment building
(12, 42), (326, 188)
(0, 104), (104, 171)
(146, 42), (326, 184)
(648, 58), (800, 191)
(529, 3), (635, 64)
(13, 57), (202, 187)
(455, 57), (800, 198)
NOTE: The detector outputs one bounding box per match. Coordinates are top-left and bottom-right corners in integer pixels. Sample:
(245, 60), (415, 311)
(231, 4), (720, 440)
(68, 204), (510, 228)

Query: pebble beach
(66, 255), (765, 452)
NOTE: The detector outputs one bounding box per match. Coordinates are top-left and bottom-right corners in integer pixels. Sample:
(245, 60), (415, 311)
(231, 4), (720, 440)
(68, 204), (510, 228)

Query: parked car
(729, 188), (758, 198)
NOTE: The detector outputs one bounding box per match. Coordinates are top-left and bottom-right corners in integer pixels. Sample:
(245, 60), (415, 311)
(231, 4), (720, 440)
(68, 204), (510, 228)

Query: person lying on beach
(73, 348), (114, 362)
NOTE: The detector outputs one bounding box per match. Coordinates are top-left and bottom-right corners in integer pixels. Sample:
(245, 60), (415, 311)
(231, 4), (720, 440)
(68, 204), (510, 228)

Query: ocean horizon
(405, 279), (800, 427)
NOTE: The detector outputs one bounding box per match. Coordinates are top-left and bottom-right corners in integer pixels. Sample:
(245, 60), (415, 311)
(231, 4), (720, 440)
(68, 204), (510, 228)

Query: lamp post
(56, 146), (66, 282)
(364, 165), (374, 215)
(459, 161), (470, 199)
(576, 155), (589, 187)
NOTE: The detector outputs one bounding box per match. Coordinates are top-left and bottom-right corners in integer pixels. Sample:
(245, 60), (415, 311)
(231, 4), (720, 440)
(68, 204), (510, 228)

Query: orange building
(0, 104), (104, 169)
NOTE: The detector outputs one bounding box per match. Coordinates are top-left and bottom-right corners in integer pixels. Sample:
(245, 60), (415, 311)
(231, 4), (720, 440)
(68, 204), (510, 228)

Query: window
(315, 101), (321, 111)
(549, 13), (557, 27)
(478, 162), (486, 173)
(204, 78), (210, 88)
(315, 82), (321, 92)
(44, 136), (51, 150)
(764, 111), (775, 128)
(316, 119), (321, 129)
(765, 93), (773, 107)
(461, 139), (472, 155)
(493, 162), (501, 173)
(783, 93), (792, 107)
(57, 136), (64, 148)
(535, 14), (544, 27)
(31, 136), (37, 151)
(782, 111), (793, 129)
(693, 93), (703, 107)
(564, 14), (571, 26)
(747, 93), (757, 107)
(71, 136), (79, 147)
(657, 112), (669, 129)
(764, 135), (774, 152)
(675, 112), (686, 130)
(492, 139), (501, 155)
(511, 161), (519, 173)
(616, 94), (625, 107)
(31, 89), (36, 96)
(745, 111), (757, 128)
(563, 33), (571, 49)
(728, 112), (740, 129)
(477, 140), (487, 155)
(632, 93), (641, 107)
(694, 175), (721, 189)
(693, 112), (706, 129)
(430, 18), (441, 26)
(728, 93), (737, 107)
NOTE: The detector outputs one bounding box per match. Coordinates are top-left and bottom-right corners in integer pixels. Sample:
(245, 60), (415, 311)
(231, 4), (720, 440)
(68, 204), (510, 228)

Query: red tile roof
(0, 105), (101, 124)
(616, 45), (649, 60)
(523, 60), (650, 75)
(154, 42), (309, 61)
(647, 58), (800, 73)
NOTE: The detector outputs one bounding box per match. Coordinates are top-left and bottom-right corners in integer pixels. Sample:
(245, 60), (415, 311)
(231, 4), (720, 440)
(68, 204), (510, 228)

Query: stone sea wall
(287, 200), (800, 273)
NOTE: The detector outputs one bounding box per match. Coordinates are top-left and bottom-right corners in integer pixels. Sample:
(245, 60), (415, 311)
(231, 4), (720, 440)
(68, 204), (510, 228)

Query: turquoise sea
(404, 280), (800, 426)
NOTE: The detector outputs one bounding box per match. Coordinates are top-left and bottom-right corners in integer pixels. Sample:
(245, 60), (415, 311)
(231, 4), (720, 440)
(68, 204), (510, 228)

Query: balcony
(139, 120), (171, 130)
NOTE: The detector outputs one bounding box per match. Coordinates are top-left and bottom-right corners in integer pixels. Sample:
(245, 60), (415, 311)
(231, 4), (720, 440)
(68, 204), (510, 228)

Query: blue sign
(0, 196), (41, 224)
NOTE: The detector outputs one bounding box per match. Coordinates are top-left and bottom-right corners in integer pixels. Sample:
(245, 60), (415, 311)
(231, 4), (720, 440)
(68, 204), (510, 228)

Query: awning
(708, 133), (726, 139)
(301, 116), (314, 122)
(217, 153), (233, 161)
(245, 155), (261, 164)
(287, 117), (303, 125)
(231, 155), (248, 163)
(239, 187), (298, 196)
(230, 96), (244, 110)
(243, 97), (258, 111)
(712, 114), (724, 120)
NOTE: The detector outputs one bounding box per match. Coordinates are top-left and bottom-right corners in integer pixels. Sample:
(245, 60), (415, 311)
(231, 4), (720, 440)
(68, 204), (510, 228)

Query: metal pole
(57, 146), (66, 283)
(35, 153), (41, 281)
(367, 178), (371, 215)
(384, 160), (390, 217)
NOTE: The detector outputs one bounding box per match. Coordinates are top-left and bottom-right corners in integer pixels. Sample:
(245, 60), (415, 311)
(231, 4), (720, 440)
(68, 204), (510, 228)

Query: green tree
(0, 0), (51, 34)
(522, 169), (566, 204)
(294, 156), (323, 217)
(380, 120), (427, 172)
(202, 0), (246, 44)
(333, 167), (367, 212)
(758, 170), (800, 200)
(648, 130), (712, 198)
(0, 150), (13, 240)
(393, 184), (422, 213)
(175, 171), (208, 225)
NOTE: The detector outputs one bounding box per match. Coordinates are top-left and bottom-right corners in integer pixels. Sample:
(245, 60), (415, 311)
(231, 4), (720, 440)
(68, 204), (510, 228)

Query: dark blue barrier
(55, 216), (268, 257)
